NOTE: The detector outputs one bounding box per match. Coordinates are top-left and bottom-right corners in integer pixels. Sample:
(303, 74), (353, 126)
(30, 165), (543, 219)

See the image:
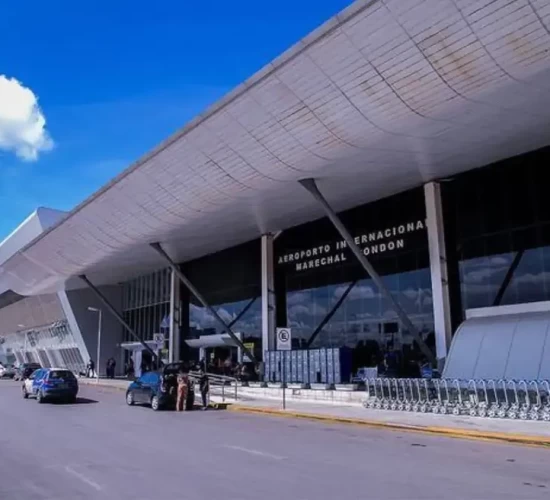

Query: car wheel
(22, 387), (28, 399)
(36, 390), (45, 404)
(151, 395), (161, 411)
(66, 395), (77, 404)
(126, 391), (135, 406)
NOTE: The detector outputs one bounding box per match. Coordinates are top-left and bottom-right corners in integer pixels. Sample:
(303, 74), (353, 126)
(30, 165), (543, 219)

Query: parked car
(22, 368), (79, 403)
(126, 368), (194, 411)
(14, 363), (41, 381)
(0, 364), (16, 379)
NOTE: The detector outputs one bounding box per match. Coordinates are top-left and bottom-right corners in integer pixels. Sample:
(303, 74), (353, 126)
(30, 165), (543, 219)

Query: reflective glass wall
(183, 240), (262, 361)
(445, 147), (550, 316)
(2, 320), (86, 373)
(277, 188), (434, 375)
(122, 268), (171, 342)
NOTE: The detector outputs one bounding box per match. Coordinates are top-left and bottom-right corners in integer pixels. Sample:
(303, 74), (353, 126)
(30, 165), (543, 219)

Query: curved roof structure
(443, 310), (550, 380)
(3, 0), (550, 296)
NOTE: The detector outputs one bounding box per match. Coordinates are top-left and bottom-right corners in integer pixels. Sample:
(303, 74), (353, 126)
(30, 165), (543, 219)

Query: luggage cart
(487, 380), (500, 418)
(517, 380), (531, 420)
(528, 380), (543, 420)
(506, 380), (520, 419)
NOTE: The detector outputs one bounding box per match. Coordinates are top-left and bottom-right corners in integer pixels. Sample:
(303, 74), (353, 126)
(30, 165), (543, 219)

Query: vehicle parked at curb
(126, 365), (194, 411)
(0, 364), (16, 379)
(14, 363), (42, 381)
(22, 368), (79, 403)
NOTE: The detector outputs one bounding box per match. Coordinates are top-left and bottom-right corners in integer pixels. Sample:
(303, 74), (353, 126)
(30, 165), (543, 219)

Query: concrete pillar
(261, 234), (276, 355)
(424, 182), (453, 369)
(168, 269), (181, 363)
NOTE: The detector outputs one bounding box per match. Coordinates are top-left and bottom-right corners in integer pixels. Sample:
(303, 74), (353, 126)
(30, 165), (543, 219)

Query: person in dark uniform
(186, 375), (195, 411)
(87, 359), (95, 378)
(199, 368), (209, 410)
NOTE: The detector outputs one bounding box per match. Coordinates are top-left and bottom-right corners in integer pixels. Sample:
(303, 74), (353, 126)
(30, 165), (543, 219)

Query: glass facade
(445, 147), (550, 317)
(183, 240), (262, 361)
(278, 188), (434, 375)
(122, 269), (171, 342)
(2, 320), (85, 373)
(189, 291), (262, 359)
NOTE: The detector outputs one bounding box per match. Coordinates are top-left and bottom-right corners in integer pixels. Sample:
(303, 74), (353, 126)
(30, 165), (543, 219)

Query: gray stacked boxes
(302, 350), (310, 384)
(289, 351), (298, 382)
(264, 352), (271, 382)
(296, 350), (304, 383)
(319, 348), (328, 383)
(311, 349), (321, 383)
(326, 348), (335, 385)
(274, 351), (282, 382)
(332, 347), (342, 384)
(283, 351), (291, 382)
(270, 351), (276, 382)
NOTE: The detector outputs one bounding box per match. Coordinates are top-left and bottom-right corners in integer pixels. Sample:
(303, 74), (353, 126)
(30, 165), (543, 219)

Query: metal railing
(363, 378), (550, 421)
(188, 371), (238, 404)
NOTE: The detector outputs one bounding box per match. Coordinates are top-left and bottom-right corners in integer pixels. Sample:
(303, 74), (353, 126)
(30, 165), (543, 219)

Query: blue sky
(0, 0), (353, 240)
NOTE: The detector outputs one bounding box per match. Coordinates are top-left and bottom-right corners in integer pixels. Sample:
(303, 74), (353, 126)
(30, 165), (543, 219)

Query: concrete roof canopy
(2, 0), (550, 296)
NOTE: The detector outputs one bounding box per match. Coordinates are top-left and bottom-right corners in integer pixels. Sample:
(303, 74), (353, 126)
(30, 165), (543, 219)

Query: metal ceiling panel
(2, 0), (550, 297)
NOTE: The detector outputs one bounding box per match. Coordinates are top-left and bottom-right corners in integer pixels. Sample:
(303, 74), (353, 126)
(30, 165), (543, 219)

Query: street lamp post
(18, 325), (26, 363)
(88, 307), (102, 382)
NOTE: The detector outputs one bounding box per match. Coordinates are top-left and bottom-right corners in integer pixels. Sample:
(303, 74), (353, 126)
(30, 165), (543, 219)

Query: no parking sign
(276, 328), (292, 351)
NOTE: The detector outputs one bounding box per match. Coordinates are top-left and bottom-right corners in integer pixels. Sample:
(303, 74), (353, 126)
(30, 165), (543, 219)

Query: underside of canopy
(2, 0), (550, 297)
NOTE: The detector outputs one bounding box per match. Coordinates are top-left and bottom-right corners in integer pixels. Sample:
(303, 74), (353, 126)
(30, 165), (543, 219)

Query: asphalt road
(0, 381), (549, 500)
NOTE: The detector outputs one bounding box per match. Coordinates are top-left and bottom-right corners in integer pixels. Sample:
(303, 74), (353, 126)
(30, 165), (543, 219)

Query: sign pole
(276, 328), (291, 410)
(282, 351), (286, 410)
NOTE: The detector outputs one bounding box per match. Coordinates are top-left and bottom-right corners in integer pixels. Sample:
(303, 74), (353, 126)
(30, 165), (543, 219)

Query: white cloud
(0, 75), (53, 161)
(287, 291), (310, 306)
(288, 303), (327, 318)
(334, 284), (379, 301)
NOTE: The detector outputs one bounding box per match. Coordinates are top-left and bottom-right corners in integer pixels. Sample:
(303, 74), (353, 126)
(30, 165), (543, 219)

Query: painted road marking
(65, 466), (103, 491)
(224, 445), (286, 460)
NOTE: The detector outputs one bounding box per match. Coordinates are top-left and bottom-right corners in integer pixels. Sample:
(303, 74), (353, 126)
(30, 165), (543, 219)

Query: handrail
(188, 371), (238, 403)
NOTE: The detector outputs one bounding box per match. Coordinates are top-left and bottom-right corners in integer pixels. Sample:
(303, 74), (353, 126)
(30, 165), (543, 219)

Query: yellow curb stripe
(228, 405), (550, 449)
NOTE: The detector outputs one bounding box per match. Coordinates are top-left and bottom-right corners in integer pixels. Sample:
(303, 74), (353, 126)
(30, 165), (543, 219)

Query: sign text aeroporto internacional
(278, 219), (426, 272)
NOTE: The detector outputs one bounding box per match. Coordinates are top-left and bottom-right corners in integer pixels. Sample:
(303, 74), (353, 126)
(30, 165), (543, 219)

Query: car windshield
(48, 370), (75, 380)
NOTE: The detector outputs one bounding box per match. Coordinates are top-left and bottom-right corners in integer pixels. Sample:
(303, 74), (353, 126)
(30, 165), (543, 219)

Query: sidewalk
(80, 378), (550, 447)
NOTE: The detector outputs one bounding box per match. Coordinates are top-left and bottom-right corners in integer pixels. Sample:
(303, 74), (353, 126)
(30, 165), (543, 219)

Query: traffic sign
(276, 328), (292, 351)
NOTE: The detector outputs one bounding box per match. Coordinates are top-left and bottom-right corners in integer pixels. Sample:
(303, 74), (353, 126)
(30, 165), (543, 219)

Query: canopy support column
(299, 178), (435, 365)
(425, 181), (453, 370)
(149, 242), (256, 363)
(168, 269), (180, 363)
(78, 275), (157, 361)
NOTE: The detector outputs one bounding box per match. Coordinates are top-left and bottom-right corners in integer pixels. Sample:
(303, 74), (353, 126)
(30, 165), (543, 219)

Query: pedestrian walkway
(80, 377), (550, 446)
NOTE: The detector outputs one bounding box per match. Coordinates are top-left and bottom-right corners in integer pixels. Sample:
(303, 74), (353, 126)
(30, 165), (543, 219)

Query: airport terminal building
(2, 0), (550, 380)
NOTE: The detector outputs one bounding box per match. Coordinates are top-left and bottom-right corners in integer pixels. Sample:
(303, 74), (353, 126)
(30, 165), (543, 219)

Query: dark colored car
(14, 363), (42, 381)
(126, 369), (194, 411)
(22, 368), (79, 403)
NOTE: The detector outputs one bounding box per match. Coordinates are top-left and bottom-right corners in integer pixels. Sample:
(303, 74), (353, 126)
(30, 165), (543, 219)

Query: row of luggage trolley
(363, 378), (550, 421)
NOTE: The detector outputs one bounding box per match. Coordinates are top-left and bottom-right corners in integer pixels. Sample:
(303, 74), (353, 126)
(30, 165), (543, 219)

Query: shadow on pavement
(52, 397), (99, 405)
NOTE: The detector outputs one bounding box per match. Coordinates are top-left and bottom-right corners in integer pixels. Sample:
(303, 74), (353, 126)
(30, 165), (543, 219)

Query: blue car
(22, 368), (79, 404)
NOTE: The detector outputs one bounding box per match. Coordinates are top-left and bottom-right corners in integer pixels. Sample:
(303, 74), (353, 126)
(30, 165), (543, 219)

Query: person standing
(87, 359), (95, 378)
(125, 357), (134, 379)
(106, 358), (116, 379)
(176, 371), (189, 412)
(199, 368), (209, 410)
